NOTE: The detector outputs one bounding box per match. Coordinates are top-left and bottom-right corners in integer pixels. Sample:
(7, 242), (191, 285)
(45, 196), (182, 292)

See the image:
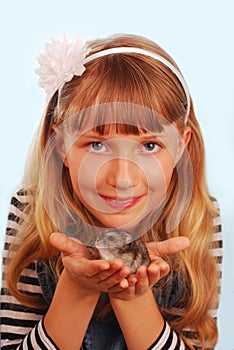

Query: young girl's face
(62, 124), (190, 231)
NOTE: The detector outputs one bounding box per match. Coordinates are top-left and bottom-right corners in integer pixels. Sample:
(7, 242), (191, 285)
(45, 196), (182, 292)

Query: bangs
(94, 123), (143, 136)
(59, 102), (168, 139)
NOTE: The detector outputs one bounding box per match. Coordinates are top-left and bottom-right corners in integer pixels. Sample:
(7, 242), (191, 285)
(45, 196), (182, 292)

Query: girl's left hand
(109, 236), (190, 301)
(108, 256), (169, 300)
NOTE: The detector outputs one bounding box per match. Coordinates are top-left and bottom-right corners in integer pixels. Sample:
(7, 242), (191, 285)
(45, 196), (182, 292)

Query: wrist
(109, 289), (153, 305)
(60, 268), (100, 299)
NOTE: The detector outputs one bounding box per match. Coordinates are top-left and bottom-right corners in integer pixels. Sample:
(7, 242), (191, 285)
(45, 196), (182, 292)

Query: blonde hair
(7, 34), (219, 348)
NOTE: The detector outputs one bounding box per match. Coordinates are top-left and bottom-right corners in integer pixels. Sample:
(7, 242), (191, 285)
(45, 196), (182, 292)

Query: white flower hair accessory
(36, 36), (90, 101)
(36, 35), (191, 123)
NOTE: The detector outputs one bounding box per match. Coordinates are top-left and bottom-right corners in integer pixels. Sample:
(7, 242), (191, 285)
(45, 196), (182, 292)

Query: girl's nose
(106, 158), (139, 190)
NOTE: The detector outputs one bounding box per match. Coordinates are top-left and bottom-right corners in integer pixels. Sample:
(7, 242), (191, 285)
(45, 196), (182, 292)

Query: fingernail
(120, 279), (128, 288)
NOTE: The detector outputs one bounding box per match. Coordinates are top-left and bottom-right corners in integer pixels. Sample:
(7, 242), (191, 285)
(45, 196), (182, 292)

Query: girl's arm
(43, 268), (100, 350)
(43, 232), (131, 350)
(108, 238), (191, 350)
(110, 289), (165, 350)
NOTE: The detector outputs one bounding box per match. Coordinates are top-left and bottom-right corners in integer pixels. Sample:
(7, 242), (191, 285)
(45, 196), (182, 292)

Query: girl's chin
(98, 214), (145, 232)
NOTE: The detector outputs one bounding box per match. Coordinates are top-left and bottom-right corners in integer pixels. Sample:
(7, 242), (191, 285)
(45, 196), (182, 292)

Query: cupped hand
(109, 236), (190, 301)
(50, 232), (131, 293)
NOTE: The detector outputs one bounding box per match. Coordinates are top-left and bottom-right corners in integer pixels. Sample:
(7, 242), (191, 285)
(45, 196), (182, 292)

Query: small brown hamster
(88, 228), (150, 274)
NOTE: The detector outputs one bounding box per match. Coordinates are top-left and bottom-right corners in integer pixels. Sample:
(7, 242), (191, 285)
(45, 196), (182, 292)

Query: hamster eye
(108, 236), (115, 241)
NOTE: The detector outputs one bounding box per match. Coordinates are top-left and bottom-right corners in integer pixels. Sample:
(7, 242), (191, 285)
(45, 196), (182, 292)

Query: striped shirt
(0, 191), (223, 349)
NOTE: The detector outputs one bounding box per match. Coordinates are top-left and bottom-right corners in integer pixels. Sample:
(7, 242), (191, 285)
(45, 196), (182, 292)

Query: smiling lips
(100, 195), (144, 210)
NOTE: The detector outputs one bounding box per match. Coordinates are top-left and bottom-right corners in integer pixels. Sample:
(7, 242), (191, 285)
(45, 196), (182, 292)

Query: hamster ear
(51, 124), (69, 168)
(176, 126), (191, 162)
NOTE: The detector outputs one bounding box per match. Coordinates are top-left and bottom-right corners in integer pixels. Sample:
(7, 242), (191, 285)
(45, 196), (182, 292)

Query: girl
(0, 34), (222, 349)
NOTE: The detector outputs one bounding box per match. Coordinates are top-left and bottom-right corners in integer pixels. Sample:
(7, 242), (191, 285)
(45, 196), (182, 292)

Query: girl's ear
(182, 126), (192, 147)
(176, 126), (192, 162)
(52, 124), (69, 168)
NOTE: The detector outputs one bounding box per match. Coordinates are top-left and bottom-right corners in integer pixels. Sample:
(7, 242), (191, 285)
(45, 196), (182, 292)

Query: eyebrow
(76, 132), (168, 142)
(76, 133), (107, 140)
(139, 133), (168, 140)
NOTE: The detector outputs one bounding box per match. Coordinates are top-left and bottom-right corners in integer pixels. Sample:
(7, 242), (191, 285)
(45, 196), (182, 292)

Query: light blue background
(0, 1), (233, 348)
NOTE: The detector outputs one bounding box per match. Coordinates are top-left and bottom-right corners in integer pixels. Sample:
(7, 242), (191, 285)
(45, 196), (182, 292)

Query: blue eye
(108, 236), (115, 241)
(89, 141), (107, 153)
(91, 142), (103, 151)
(144, 142), (156, 151)
(141, 142), (161, 153)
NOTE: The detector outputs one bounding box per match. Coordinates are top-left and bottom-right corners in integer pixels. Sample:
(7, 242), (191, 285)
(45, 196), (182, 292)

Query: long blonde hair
(7, 34), (219, 348)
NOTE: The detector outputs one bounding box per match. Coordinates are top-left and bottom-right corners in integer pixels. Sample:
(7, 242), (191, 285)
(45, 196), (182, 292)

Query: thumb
(50, 232), (87, 256)
(147, 236), (190, 258)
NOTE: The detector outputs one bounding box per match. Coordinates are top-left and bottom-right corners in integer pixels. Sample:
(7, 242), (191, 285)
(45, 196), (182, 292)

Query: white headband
(36, 36), (190, 124)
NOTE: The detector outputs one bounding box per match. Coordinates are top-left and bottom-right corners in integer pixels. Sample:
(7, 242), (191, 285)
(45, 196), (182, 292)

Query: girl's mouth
(99, 195), (143, 211)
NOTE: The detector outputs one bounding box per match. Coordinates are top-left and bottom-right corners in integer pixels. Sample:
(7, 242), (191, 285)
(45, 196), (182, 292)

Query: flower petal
(36, 36), (90, 101)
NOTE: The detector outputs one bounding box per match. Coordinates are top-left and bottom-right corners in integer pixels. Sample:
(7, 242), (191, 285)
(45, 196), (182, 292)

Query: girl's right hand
(49, 232), (131, 294)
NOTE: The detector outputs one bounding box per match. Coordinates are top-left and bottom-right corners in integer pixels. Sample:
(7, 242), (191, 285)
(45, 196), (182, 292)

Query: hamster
(88, 228), (150, 274)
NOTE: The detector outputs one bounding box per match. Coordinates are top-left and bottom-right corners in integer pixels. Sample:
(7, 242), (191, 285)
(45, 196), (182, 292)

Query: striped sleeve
(148, 198), (223, 350)
(0, 191), (59, 350)
(148, 321), (188, 349)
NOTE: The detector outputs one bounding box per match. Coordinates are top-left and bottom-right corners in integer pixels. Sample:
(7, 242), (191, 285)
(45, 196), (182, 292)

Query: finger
(50, 232), (87, 256)
(108, 279), (129, 293)
(135, 266), (149, 294)
(147, 236), (190, 258)
(97, 259), (130, 282)
(99, 277), (129, 292)
(97, 263), (131, 290)
(148, 260), (169, 285)
(62, 257), (111, 281)
(147, 265), (160, 286)
(149, 258), (169, 274)
(109, 280), (137, 301)
(51, 233), (111, 275)
(75, 260), (111, 277)
(158, 261), (170, 277)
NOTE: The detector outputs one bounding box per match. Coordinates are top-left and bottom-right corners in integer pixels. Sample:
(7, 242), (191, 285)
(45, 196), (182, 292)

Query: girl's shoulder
(10, 188), (31, 211)
(8, 187), (35, 221)
(4, 188), (33, 250)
